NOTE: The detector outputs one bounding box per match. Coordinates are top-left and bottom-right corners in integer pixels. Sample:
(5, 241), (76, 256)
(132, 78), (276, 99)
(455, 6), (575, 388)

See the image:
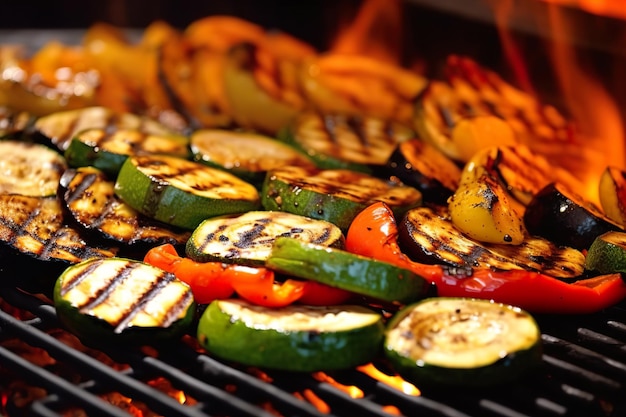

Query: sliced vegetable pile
(1, 16), (626, 389)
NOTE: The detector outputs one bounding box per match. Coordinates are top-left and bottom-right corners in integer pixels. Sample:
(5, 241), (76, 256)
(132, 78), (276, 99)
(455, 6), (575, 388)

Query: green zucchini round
(54, 257), (196, 345)
(262, 165), (422, 231)
(197, 299), (384, 371)
(585, 231), (626, 280)
(186, 210), (344, 266)
(384, 297), (542, 387)
(114, 154), (260, 230)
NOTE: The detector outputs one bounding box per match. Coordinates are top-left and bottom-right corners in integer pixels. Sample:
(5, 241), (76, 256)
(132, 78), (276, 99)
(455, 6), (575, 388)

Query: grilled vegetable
(33, 106), (178, 152)
(449, 169), (525, 245)
(449, 116), (518, 163)
(59, 167), (191, 252)
(114, 154), (260, 230)
(524, 182), (623, 250)
(463, 145), (580, 206)
(64, 127), (190, 176)
(585, 231), (626, 280)
(197, 299), (384, 371)
(223, 43), (300, 134)
(598, 166), (626, 226)
(0, 139), (67, 197)
(346, 202), (626, 314)
(262, 165), (422, 231)
(0, 108), (34, 139)
(384, 138), (461, 204)
(277, 112), (414, 173)
(384, 297), (542, 387)
(54, 257), (196, 345)
(399, 205), (584, 279)
(267, 236), (429, 304)
(190, 128), (314, 186)
(0, 194), (118, 293)
(145, 243), (352, 306)
(186, 210), (344, 266)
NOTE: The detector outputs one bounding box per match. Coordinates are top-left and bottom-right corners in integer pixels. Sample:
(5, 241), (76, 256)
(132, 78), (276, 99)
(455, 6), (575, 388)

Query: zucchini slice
(399, 206), (585, 279)
(190, 128), (315, 186)
(266, 237), (430, 304)
(34, 106), (178, 152)
(114, 154), (261, 230)
(524, 182), (623, 250)
(186, 210), (344, 266)
(278, 111), (414, 172)
(59, 166), (191, 251)
(197, 299), (384, 372)
(384, 138), (461, 205)
(585, 231), (626, 279)
(64, 127), (190, 176)
(384, 297), (542, 387)
(54, 257), (196, 345)
(0, 140), (67, 197)
(262, 166), (422, 231)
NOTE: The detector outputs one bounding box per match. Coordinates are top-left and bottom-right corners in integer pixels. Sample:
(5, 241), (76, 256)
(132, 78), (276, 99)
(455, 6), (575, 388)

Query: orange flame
(357, 363), (421, 396)
(540, 0), (626, 20)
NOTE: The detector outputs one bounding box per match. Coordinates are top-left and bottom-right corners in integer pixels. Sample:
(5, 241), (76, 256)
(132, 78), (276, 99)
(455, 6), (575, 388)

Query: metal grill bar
(2, 285), (626, 417)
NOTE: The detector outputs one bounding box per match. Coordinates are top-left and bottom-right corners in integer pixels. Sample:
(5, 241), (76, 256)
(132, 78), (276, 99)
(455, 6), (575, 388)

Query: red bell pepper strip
(345, 202), (626, 314)
(144, 244), (351, 307)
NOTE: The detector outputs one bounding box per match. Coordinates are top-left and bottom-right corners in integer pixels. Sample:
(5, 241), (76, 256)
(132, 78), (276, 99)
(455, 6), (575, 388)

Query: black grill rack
(1, 285), (625, 417)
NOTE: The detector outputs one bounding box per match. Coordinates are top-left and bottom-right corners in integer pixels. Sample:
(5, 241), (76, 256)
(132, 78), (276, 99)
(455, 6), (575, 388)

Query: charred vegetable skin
(585, 231), (626, 282)
(59, 166), (191, 252)
(346, 202), (626, 314)
(524, 182), (623, 250)
(384, 297), (542, 387)
(384, 138), (461, 204)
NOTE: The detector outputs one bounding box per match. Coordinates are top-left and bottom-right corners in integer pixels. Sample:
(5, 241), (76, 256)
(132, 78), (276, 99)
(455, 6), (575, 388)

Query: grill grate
(1, 285), (625, 417)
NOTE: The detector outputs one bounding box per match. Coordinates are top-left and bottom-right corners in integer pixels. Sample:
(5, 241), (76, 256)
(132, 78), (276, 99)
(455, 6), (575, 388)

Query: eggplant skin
(524, 182), (623, 250)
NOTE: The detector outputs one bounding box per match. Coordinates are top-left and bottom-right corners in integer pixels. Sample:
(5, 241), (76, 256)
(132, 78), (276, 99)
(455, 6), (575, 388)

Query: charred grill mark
(233, 220), (271, 249)
(197, 224), (230, 252)
(437, 103), (456, 130)
(64, 172), (98, 204)
(346, 115), (369, 148)
(112, 270), (179, 333)
(59, 259), (104, 296)
(76, 262), (138, 314)
(321, 113), (340, 145)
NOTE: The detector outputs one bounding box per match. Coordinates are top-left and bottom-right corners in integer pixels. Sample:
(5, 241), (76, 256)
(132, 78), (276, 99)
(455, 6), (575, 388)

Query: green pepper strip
(345, 202), (626, 314)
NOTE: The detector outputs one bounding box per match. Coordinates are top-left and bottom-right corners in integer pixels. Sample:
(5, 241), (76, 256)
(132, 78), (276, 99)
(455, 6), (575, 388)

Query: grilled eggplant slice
(384, 297), (542, 387)
(34, 106), (178, 152)
(197, 299), (384, 372)
(262, 165), (422, 231)
(0, 139), (67, 197)
(186, 210), (344, 266)
(64, 127), (190, 176)
(114, 154), (260, 230)
(399, 206), (585, 279)
(384, 138), (461, 205)
(54, 257), (196, 345)
(0, 194), (117, 293)
(278, 111), (414, 173)
(59, 166), (191, 252)
(524, 182), (623, 250)
(190, 128), (315, 187)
